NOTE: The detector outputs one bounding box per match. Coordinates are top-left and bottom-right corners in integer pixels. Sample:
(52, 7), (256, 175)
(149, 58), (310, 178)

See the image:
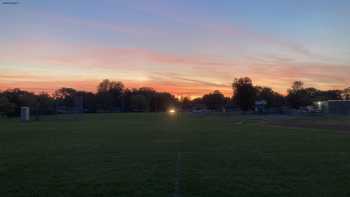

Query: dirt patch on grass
(260, 116), (350, 133)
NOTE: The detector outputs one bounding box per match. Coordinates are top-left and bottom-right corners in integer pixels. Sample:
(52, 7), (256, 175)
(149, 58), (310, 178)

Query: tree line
(0, 78), (349, 117)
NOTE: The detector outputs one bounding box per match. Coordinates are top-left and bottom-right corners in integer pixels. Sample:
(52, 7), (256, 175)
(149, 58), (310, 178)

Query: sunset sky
(1, 0), (350, 98)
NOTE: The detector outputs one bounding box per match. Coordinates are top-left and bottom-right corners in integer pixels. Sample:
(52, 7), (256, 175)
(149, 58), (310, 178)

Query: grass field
(1, 113), (350, 197)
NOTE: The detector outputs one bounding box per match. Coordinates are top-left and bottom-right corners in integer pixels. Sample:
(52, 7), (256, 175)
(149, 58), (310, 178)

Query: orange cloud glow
(1, 40), (349, 97)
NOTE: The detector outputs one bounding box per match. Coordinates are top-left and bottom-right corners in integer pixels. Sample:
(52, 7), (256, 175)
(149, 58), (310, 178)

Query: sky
(1, 0), (350, 98)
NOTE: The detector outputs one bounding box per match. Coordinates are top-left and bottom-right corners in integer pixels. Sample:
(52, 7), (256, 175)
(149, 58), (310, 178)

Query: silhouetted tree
(286, 81), (312, 109)
(123, 87), (178, 112)
(190, 97), (206, 111)
(97, 79), (124, 111)
(54, 88), (77, 108)
(181, 97), (192, 111)
(202, 90), (225, 111)
(1, 78), (346, 115)
(232, 77), (256, 111)
(342, 87), (350, 100)
(255, 86), (285, 108)
(0, 95), (16, 117)
(129, 94), (148, 112)
(2, 89), (37, 115)
(285, 82), (344, 109)
(77, 91), (97, 113)
(36, 93), (55, 115)
(292, 81), (304, 91)
(150, 92), (178, 112)
(133, 87), (154, 111)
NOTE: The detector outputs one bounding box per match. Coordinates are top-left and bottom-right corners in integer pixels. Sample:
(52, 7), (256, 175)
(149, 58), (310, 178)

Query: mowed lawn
(1, 113), (350, 197)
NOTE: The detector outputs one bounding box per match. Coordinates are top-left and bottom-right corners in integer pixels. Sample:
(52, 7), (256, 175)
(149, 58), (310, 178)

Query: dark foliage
(180, 97), (192, 111)
(232, 77), (256, 111)
(124, 87), (178, 112)
(0, 79), (347, 117)
(343, 87), (350, 100)
(54, 88), (77, 108)
(0, 94), (16, 117)
(1, 89), (38, 116)
(286, 81), (343, 109)
(202, 90), (226, 111)
(255, 86), (285, 108)
(96, 79), (124, 112)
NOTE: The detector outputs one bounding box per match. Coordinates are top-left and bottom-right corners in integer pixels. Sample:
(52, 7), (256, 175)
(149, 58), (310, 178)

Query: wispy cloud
(128, 1), (318, 58)
(0, 40), (239, 70)
(1, 40), (349, 95)
(28, 8), (159, 36)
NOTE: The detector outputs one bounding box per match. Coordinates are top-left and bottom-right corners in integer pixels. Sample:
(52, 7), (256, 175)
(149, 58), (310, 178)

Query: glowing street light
(316, 101), (323, 111)
(168, 108), (176, 114)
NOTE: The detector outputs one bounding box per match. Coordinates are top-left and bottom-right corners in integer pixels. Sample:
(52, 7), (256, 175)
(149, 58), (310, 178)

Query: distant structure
(255, 100), (267, 113)
(191, 103), (207, 113)
(56, 95), (84, 114)
(317, 100), (350, 115)
(20, 106), (30, 121)
(73, 95), (84, 113)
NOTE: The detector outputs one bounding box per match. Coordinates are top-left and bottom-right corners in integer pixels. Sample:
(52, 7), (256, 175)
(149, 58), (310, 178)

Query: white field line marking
(173, 152), (182, 197)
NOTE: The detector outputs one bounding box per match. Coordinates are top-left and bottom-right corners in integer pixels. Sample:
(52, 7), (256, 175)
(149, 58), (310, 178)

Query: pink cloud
(0, 40), (239, 70)
(1, 40), (349, 96)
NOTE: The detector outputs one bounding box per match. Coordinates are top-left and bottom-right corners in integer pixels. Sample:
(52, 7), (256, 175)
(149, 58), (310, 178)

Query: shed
(328, 100), (350, 115)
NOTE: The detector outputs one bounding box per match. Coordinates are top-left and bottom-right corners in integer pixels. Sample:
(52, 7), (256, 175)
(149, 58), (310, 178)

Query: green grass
(1, 113), (350, 196)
